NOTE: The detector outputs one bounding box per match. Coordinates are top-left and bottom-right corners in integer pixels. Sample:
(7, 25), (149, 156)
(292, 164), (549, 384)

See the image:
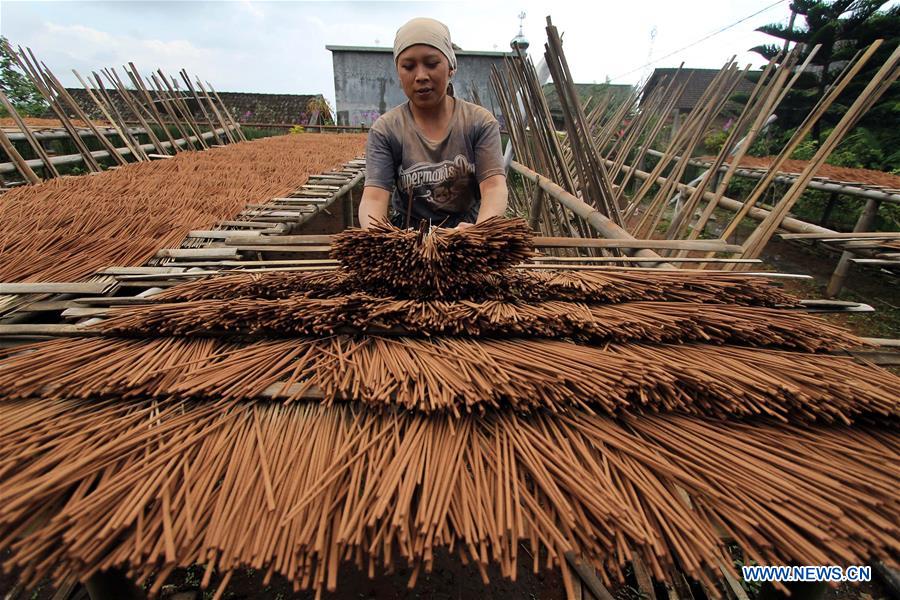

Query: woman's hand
(358, 186), (391, 229)
(475, 174), (508, 223)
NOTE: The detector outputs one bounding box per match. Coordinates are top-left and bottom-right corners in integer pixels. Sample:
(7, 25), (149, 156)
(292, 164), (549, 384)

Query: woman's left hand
(454, 222), (475, 231)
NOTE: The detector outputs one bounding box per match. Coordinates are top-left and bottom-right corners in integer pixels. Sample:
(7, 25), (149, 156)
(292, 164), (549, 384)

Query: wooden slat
(71, 296), (155, 306)
(849, 258), (900, 265)
(860, 337), (900, 348)
(97, 266), (186, 275)
(187, 230), (262, 240)
(0, 324), (95, 336)
(114, 271), (218, 281)
(61, 307), (110, 318)
(221, 245), (332, 253)
(224, 234), (335, 246)
(530, 256), (762, 264)
(14, 300), (77, 312)
(0, 282), (114, 295)
(243, 205), (315, 212)
(154, 248), (239, 259)
(533, 237), (743, 252)
(154, 259), (340, 268)
(780, 231), (900, 240)
(216, 220), (288, 229)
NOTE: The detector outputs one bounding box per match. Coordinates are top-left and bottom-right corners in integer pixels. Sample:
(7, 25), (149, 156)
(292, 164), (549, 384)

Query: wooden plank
(116, 280), (183, 288)
(154, 248), (239, 259)
(0, 282), (114, 295)
(718, 560), (750, 600)
(838, 241), (900, 249)
(563, 552), (615, 600)
(221, 245), (332, 253)
(270, 197), (330, 203)
(0, 324), (95, 336)
(860, 337), (900, 348)
(217, 220), (287, 229)
(243, 204), (315, 212)
(846, 350), (900, 366)
(533, 237), (743, 252)
(158, 259), (339, 268)
(514, 264), (814, 278)
(61, 307), (110, 318)
(71, 296), (154, 306)
(224, 234), (334, 246)
(849, 258), (900, 265)
(799, 299), (873, 312)
(234, 215), (300, 223)
(114, 271), (218, 281)
(187, 230), (262, 240)
(15, 300), (77, 312)
(97, 266), (186, 275)
(780, 231), (900, 240)
(266, 198), (333, 207)
(240, 210), (312, 218)
(530, 256), (762, 264)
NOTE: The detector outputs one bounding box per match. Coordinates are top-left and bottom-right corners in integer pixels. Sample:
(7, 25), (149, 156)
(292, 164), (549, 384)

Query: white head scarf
(393, 17), (457, 70)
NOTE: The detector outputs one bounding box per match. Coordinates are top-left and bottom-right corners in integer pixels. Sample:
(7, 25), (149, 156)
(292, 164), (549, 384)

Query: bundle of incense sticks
(0, 133), (366, 282)
(0, 400), (896, 598)
(155, 266), (797, 306)
(330, 217), (535, 298)
(2, 336), (896, 422)
(99, 296), (858, 352)
(1, 198), (898, 599)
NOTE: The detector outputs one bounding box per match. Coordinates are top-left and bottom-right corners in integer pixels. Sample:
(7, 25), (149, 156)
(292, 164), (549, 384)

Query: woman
(359, 17), (509, 230)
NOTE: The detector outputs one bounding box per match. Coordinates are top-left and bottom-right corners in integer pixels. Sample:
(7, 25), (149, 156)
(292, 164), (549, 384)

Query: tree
(0, 36), (48, 117)
(750, 1), (900, 169)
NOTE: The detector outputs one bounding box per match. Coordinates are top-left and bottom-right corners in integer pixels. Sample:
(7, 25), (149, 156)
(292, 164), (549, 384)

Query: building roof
(541, 83), (634, 117)
(642, 68), (755, 112)
(49, 89), (327, 126)
(326, 45), (513, 57)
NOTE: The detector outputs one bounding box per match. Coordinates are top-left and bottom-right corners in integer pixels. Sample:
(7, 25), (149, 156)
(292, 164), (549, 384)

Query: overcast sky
(2, 0), (809, 106)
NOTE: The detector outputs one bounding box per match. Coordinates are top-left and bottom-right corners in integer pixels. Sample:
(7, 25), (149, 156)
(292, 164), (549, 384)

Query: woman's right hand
(358, 186), (391, 229)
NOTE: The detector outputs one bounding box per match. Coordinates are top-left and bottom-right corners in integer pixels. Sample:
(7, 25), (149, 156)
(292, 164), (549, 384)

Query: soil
(0, 117), (109, 129)
(696, 156), (900, 190)
(760, 237), (900, 339)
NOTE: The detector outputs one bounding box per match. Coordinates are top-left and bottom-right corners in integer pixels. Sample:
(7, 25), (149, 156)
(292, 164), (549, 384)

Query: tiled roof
(642, 68), (755, 112)
(541, 83), (633, 116)
(47, 89), (327, 125)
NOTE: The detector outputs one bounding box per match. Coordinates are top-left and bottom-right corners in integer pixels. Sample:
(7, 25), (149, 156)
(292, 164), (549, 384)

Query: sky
(1, 0), (805, 107)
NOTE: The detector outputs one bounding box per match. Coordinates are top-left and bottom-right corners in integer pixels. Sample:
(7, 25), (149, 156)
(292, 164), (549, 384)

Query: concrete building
(326, 45), (512, 126)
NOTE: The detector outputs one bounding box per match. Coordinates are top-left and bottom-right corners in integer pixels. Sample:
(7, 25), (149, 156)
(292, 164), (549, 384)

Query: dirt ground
(760, 237), (900, 339)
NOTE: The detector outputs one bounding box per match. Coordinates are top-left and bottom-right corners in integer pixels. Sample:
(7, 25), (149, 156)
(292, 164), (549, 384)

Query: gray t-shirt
(364, 98), (505, 228)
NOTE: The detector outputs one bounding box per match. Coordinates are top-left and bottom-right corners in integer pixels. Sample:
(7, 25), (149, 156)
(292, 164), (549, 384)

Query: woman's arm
(475, 174), (508, 223)
(358, 186), (392, 229)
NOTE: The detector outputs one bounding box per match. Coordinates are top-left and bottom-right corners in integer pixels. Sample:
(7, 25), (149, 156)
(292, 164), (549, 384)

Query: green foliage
(0, 36), (48, 117)
(305, 96), (335, 126)
(289, 125), (305, 134)
(703, 129), (729, 155)
(751, 1), (899, 168)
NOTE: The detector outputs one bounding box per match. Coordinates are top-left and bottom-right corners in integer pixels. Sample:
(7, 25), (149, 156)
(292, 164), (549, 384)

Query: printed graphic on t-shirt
(397, 155), (475, 212)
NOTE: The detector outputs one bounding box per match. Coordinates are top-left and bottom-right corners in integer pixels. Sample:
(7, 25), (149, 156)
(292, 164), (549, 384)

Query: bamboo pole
(73, 70), (148, 162)
(0, 90), (60, 177)
(0, 126), (40, 184)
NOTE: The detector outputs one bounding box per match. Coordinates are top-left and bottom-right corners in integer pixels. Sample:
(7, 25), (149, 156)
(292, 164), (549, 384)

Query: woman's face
(396, 44), (454, 109)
